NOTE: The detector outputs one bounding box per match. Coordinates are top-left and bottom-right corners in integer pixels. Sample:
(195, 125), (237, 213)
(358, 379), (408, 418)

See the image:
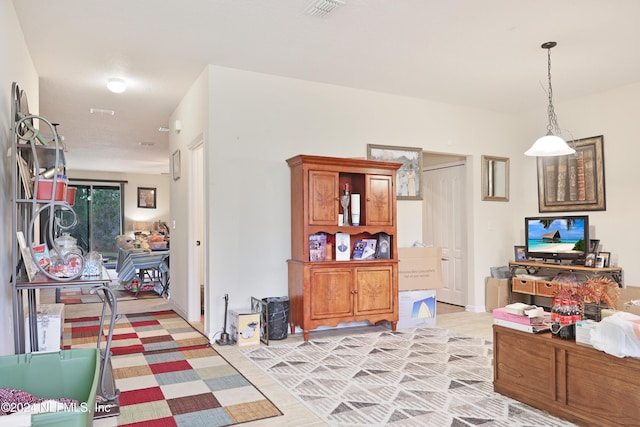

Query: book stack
(493, 305), (551, 333)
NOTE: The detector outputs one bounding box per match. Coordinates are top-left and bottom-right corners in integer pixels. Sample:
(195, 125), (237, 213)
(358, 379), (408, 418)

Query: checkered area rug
(65, 310), (282, 426)
(64, 310), (211, 355)
(242, 328), (577, 427)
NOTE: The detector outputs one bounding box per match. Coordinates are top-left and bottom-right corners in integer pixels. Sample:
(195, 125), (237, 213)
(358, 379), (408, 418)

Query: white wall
(168, 69), (210, 324)
(0, 0), (40, 355)
(515, 81), (640, 281)
(169, 65), (522, 336)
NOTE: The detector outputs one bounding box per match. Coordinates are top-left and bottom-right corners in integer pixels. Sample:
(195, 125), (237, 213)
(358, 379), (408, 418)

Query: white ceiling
(12, 0), (640, 174)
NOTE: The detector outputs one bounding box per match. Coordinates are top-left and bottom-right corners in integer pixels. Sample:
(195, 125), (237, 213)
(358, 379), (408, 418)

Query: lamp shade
(524, 134), (576, 157)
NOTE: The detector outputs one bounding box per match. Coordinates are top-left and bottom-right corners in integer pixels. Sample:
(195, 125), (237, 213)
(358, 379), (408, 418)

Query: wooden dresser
(286, 154), (401, 341)
(493, 325), (640, 427)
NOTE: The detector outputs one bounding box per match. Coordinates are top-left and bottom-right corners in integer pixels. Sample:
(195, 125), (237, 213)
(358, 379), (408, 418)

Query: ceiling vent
(305, 0), (344, 17)
(89, 108), (115, 116)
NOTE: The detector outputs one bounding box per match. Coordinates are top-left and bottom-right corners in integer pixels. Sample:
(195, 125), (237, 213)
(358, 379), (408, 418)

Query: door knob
(196, 240), (201, 246)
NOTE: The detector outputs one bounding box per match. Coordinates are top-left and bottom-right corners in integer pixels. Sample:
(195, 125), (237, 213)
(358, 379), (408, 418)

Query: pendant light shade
(525, 42), (576, 157)
(525, 133), (576, 156)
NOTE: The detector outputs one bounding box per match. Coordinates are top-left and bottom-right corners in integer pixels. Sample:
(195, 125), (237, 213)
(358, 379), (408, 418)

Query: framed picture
(598, 251), (611, 268)
(514, 245), (528, 262)
(137, 187), (156, 209)
(536, 135), (605, 212)
(172, 149), (181, 181)
(584, 253), (596, 268)
(367, 144), (423, 200)
(589, 239), (600, 253)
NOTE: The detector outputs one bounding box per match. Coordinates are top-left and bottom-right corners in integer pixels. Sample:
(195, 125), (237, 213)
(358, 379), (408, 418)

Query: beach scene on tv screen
(527, 218), (585, 254)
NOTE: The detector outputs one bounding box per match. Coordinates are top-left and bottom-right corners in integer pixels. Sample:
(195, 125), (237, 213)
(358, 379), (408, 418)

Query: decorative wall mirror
(481, 155), (509, 201)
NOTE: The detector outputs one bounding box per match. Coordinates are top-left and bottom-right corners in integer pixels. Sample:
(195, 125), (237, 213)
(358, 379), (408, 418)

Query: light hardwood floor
(42, 290), (493, 427)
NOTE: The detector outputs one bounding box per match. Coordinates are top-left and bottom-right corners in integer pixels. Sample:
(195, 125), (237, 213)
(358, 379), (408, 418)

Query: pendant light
(525, 42), (576, 157)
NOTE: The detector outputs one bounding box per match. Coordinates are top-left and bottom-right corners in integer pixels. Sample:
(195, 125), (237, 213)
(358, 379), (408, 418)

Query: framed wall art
(137, 187), (157, 209)
(536, 135), (605, 212)
(367, 144), (423, 200)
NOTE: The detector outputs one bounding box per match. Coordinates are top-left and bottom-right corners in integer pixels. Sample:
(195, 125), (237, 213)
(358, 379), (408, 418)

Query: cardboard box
(229, 309), (260, 347)
(618, 286), (640, 304)
(25, 303), (64, 353)
(396, 290), (437, 329)
(623, 301), (640, 316)
(398, 247), (443, 290)
(485, 277), (509, 312)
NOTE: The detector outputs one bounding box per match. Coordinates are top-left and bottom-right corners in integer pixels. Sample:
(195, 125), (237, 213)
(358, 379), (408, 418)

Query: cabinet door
(355, 266), (394, 314)
(366, 174), (393, 226)
(309, 170), (339, 225)
(309, 268), (353, 319)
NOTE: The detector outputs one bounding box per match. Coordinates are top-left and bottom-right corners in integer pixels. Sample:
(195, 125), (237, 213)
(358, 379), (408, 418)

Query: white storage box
(25, 303), (64, 352)
(229, 309), (260, 347)
(575, 319), (598, 347)
(397, 290), (437, 329)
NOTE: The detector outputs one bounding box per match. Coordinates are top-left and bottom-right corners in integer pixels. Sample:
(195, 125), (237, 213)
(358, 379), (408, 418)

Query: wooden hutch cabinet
(286, 155), (402, 341)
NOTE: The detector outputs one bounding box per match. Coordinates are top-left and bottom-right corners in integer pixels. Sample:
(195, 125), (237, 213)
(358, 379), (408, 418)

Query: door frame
(187, 136), (206, 333)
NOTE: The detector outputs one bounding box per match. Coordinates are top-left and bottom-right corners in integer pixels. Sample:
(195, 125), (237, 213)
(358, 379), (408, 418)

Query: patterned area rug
(242, 328), (577, 427)
(66, 310), (282, 426)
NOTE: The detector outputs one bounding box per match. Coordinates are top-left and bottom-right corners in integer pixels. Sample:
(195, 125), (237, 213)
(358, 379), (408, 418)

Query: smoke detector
(305, 0), (344, 17)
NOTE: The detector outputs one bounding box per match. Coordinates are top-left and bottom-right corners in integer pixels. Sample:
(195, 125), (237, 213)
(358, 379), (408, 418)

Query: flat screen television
(525, 215), (589, 264)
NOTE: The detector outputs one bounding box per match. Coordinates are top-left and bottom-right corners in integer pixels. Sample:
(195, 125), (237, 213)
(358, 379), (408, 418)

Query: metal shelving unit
(9, 82), (120, 404)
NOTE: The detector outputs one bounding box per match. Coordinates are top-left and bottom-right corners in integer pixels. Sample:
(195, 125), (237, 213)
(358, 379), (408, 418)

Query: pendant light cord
(545, 45), (561, 135)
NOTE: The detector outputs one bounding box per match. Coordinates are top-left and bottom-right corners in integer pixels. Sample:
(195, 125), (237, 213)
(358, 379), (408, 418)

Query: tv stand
(508, 260), (623, 306)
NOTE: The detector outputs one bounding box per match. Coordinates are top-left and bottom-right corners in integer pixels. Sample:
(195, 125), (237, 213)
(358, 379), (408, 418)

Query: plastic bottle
(571, 300), (582, 324)
(560, 299), (572, 325)
(551, 298), (561, 323)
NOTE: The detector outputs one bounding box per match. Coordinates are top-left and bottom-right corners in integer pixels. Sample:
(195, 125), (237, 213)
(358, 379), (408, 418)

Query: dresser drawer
(512, 278), (536, 295)
(535, 280), (563, 297)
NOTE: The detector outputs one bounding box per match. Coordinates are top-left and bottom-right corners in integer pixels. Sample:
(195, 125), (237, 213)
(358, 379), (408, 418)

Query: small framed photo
(589, 239), (600, 253)
(172, 149), (181, 181)
(514, 245), (528, 262)
(137, 187), (156, 209)
(584, 253), (596, 268)
(598, 251), (611, 268)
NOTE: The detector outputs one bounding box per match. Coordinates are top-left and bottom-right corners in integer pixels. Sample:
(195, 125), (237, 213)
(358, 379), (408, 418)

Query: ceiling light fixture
(305, 0), (344, 17)
(525, 42), (576, 157)
(107, 78), (127, 94)
(158, 126), (170, 132)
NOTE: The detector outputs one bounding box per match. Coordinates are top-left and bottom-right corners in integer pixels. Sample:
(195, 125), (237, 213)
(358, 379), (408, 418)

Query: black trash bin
(262, 296), (289, 340)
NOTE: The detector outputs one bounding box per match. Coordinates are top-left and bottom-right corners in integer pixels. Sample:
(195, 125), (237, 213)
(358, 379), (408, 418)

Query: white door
(423, 162), (467, 306)
(187, 140), (205, 325)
